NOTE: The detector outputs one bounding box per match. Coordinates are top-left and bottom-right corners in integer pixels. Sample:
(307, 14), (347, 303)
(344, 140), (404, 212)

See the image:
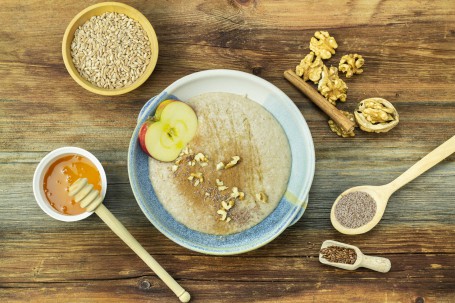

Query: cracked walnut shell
(339, 54), (365, 78)
(354, 98), (399, 133)
(295, 52), (324, 84)
(318, 65), (348, 105)
(328, 111), (356, 138)
(309, 31), (338, 59)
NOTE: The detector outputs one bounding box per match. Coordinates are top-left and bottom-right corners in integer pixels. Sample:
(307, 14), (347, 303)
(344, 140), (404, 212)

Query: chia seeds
(320, 246), (357, 264)
(334, 191), (377, 229)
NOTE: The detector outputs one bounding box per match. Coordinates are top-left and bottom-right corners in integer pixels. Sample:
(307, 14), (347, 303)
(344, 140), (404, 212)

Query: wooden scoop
(319, 240), (391, 273)
(331, 135), (455, 235)
(69, 178), (191, 303)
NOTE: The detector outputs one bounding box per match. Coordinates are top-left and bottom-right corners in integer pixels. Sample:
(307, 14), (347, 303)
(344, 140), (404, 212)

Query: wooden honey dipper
(69, 178), (191, 303)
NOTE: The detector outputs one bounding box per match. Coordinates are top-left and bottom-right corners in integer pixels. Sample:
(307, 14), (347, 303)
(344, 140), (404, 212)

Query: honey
(43, 154), (102, 215)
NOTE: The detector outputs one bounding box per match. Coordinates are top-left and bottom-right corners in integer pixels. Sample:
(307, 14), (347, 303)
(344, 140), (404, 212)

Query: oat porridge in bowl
(128, 70), (315, 255)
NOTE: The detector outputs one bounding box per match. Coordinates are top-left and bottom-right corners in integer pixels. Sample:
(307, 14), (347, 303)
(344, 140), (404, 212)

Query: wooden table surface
(1, 1), (454, 302)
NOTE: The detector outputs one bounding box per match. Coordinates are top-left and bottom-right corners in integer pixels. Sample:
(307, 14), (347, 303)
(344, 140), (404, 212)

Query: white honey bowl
(33, 146), (107, 222)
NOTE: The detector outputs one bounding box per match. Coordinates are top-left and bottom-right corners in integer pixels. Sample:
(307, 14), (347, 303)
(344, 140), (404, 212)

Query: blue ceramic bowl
(128, 69), (315, 255)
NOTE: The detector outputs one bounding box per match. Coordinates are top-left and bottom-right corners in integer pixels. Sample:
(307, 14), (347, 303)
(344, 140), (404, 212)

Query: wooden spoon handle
(359, 254), (391, 273)
(386, 135), (455, 193)
(283, 69), (356, 133)
(95, 205), (191, 303)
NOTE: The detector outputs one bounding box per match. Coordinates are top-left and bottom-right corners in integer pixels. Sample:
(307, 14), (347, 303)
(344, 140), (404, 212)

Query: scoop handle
(95, 204), (191, 303)
(386, 135), (455, 194)
(359, 254), (391, 273)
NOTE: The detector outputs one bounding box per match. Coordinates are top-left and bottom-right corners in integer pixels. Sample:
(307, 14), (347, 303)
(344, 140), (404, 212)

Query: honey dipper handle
(283, 69), (356, 133)
(386, 135), (455, 194)
(95, 204), (191, 303)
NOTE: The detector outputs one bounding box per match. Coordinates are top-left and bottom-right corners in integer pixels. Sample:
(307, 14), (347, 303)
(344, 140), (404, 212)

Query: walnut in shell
(318, 65), (348, 106)
(295, 52), (324, 84)
(354, 98), (399, 133)
(309, 31), (338, 59)
(339, 54), (365, 78)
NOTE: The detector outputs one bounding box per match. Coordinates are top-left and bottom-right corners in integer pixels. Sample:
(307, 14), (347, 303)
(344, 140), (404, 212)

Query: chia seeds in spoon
(335, 191), (377, 229)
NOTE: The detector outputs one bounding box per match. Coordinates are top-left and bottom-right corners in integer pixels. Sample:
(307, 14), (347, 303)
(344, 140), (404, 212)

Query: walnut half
(339, 54), (364, 78)
(318, 65), (348, 106)
(309, 31), (338, 59)
(354, 98), (399, 133)
(295, 52), (324, 84)
(328, 110), (356, 138)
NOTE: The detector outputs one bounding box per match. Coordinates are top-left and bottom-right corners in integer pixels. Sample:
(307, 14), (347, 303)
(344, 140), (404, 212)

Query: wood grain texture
(1, 0), (454, 302)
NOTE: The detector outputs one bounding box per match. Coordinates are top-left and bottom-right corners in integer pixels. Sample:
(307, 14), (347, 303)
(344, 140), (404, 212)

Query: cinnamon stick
(283, 69), (356, 133)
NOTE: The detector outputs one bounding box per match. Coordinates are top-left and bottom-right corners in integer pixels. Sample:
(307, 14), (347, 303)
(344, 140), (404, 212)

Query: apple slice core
(146, 122), (182, 162)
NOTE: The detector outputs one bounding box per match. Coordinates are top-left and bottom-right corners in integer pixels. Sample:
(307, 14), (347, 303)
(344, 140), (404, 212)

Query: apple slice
(154, 99), (176, 121)
(138, 118), (153, 156)
(143, 101), (198, 162)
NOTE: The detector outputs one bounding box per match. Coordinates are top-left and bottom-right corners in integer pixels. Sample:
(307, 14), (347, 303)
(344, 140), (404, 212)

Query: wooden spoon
(331, 135), (455, 235)
(69, 178), (191, 303)
(319, 240), (391, 273)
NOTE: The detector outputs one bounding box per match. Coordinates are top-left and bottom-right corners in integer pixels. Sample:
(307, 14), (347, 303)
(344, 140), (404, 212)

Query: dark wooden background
(1, 1), (454, 302)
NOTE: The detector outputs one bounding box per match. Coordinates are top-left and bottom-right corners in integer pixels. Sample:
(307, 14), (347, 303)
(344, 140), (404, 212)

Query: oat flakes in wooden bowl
(62, 2), (159, 96)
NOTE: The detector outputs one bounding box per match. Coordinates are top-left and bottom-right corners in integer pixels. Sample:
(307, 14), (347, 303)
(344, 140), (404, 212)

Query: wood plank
(1, 279), (453, 303)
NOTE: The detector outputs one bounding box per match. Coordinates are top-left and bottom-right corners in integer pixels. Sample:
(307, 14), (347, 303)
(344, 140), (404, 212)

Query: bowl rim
(62, 1), (159, 96)
(128, 69), (316, 254)
(33, 146), (107, 222)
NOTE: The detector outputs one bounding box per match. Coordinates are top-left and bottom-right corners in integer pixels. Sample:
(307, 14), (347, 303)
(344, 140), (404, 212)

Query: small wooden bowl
(62, 2), (159, 96)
